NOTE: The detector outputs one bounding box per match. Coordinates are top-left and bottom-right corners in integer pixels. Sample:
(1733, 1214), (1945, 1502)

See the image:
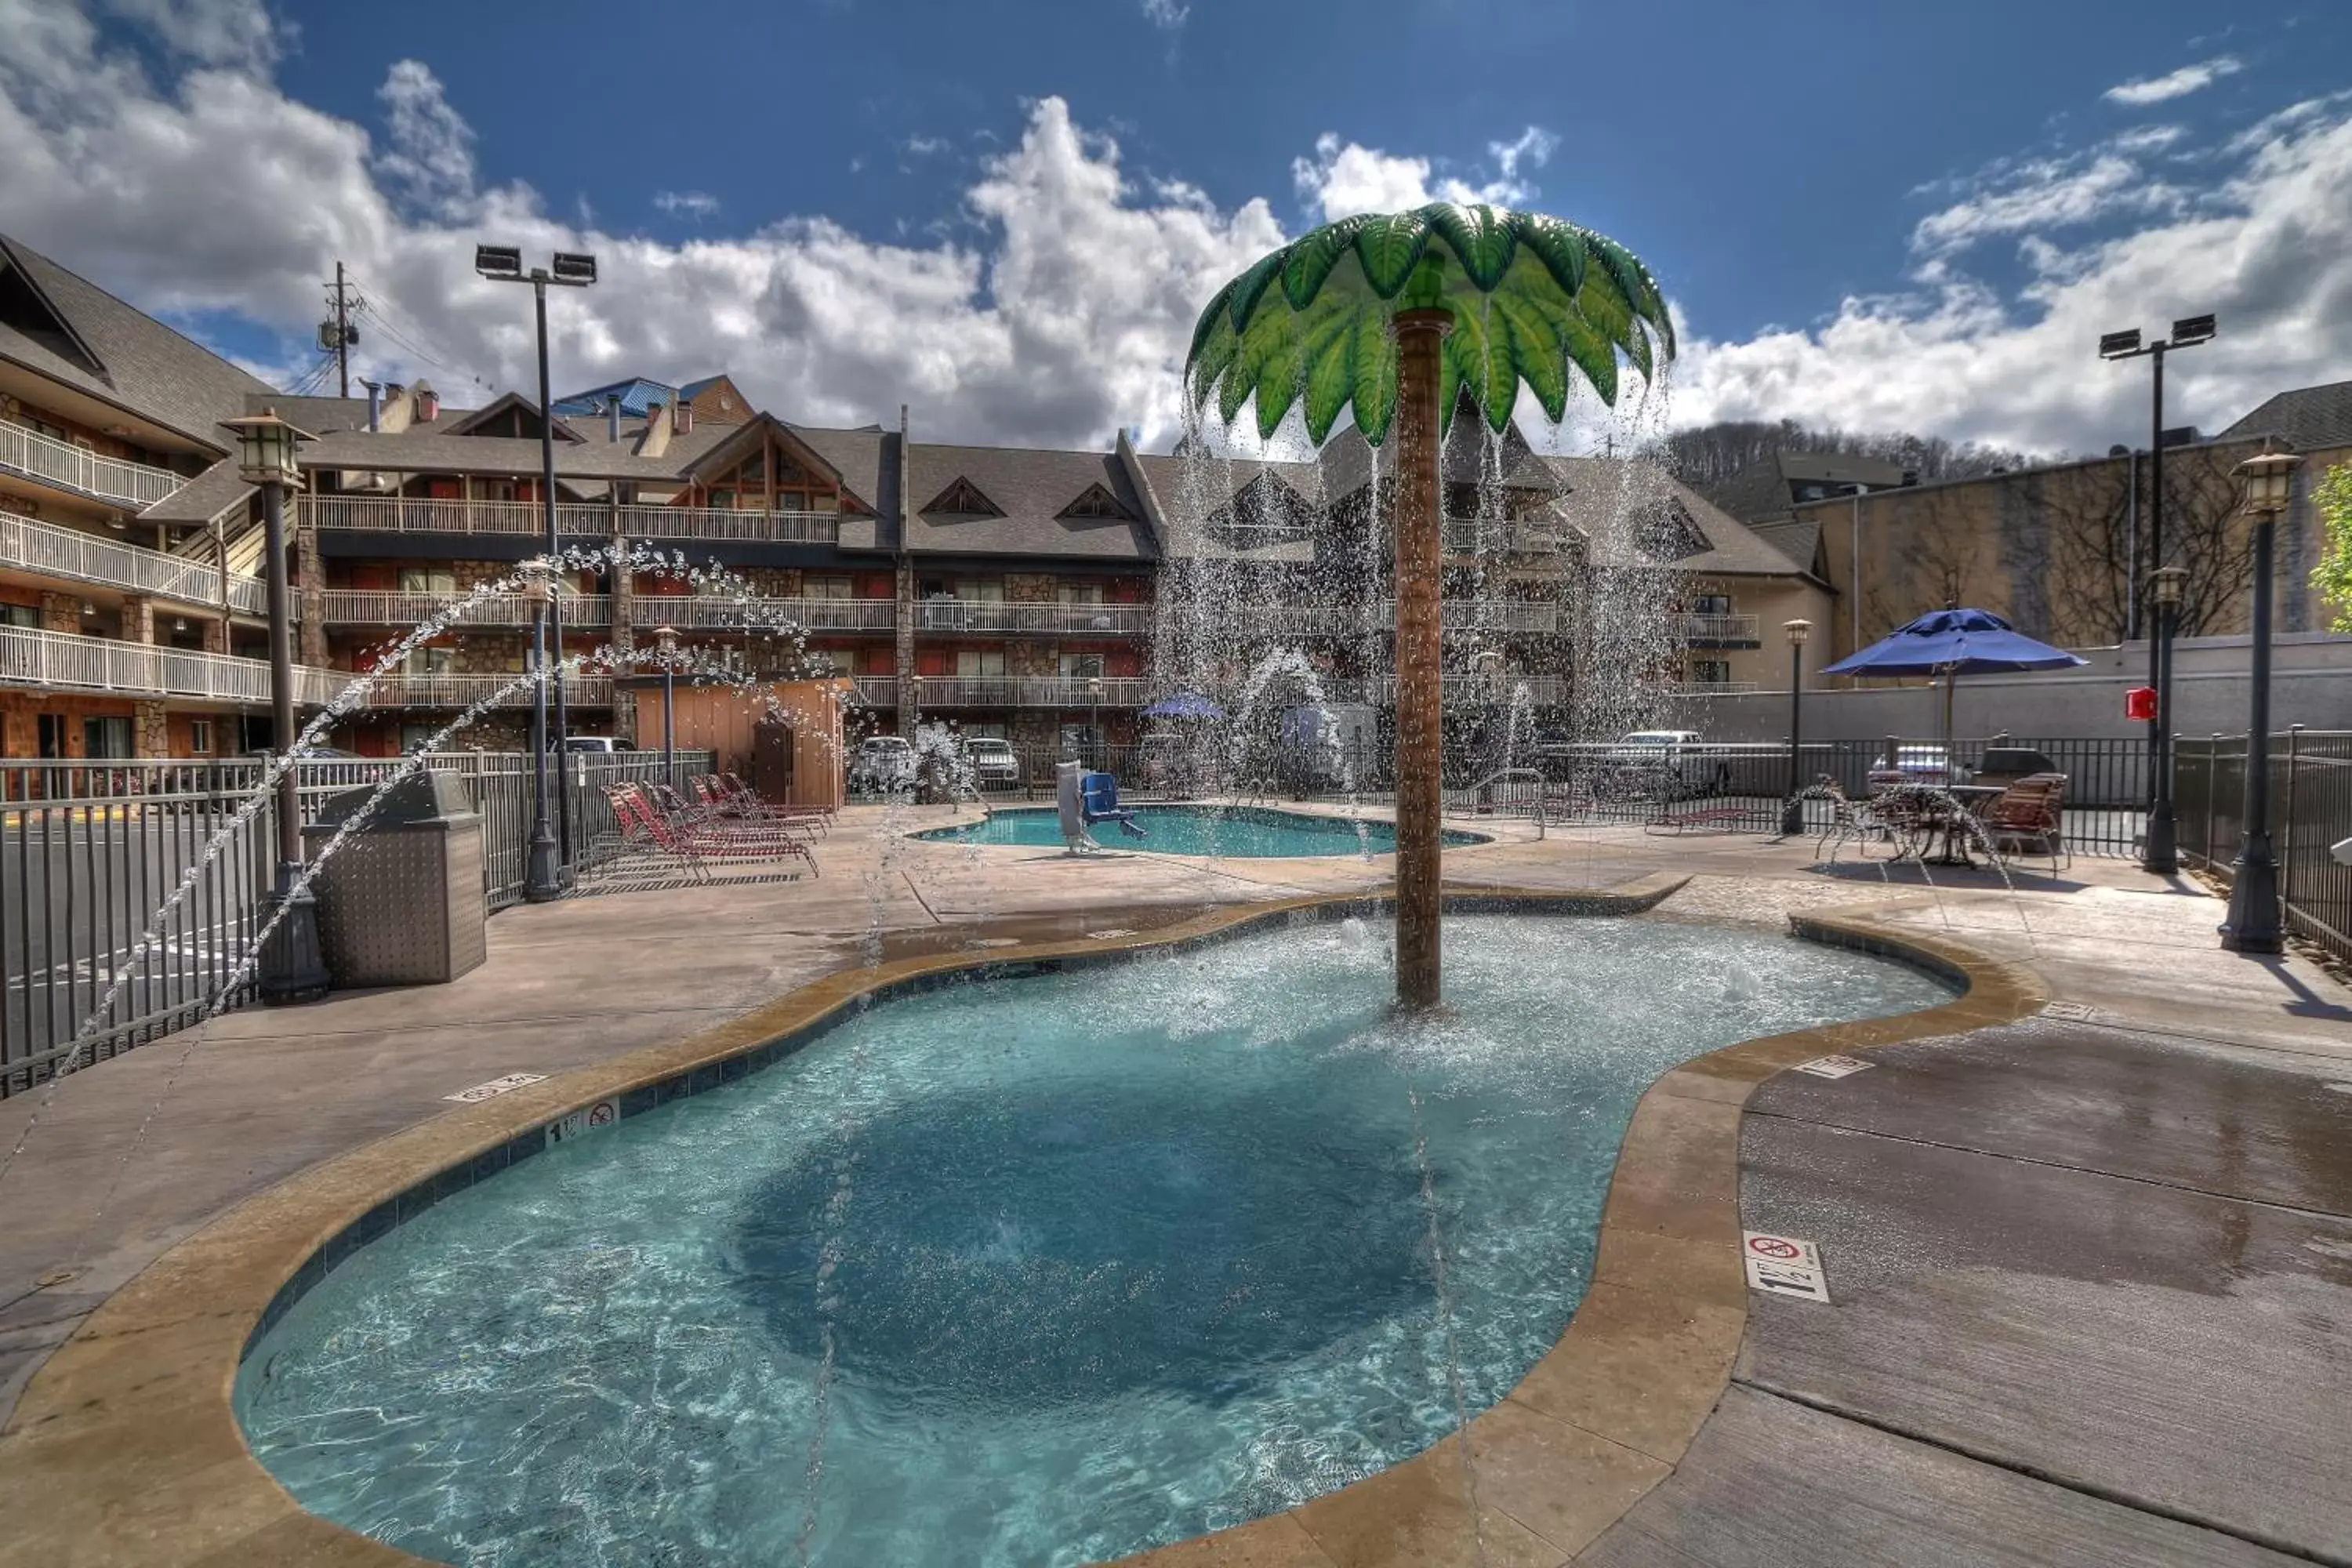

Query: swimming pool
(913, 803), (1490, 856)
(236, 915), (1951, 1566)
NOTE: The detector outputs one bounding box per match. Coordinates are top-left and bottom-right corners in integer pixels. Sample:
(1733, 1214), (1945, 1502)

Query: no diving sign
(546, 1098), (621, 1149)
(1743, 1231), (1831, 1303)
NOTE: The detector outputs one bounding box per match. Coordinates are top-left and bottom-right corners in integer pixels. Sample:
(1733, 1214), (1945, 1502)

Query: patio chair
(605, 785), (713, 884)
(703, 773), (832, 834)
(632, 783), (820, 876)
(1980, 771), (2070, 874)
(1812, 778), (1893, 866)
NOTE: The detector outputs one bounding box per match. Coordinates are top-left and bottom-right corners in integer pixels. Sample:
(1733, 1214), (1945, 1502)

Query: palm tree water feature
(1181, 203), (1676, 1007)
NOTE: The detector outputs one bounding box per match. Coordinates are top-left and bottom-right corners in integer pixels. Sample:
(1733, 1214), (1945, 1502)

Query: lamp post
(1087, 673), (1105, 767)
(1780, 619), (1812, 837)
(654, 625), (679, 790)
(909, 673), (924, 732)
(519, 561), (561, 901)
(222, 408), (328, 1005)
(2219, 441), (2302, 953)
(477, 244), (595, 881)
(2100, 314), (2214, 834)
(2142, 565), (2188, 873)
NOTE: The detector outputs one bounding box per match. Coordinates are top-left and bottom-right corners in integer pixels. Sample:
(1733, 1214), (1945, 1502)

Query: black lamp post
(654, 624), (679, 790)
(519, 561), (561, 901)
(223, 408), (329, 1005)
(2219, 441), (2302, 953)
(2100, 314), (2214, 837)
(476, 244), (595, 884)
(1780, 617), (1812, 837)
(909, 673), (924, 733)
(2141, 564), (2187, 873)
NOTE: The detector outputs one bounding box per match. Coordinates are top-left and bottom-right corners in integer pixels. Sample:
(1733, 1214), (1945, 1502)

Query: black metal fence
(2176, 730), (2352, 967)
(952, 733), (2153, 857)
(0, 750), (710, 1095)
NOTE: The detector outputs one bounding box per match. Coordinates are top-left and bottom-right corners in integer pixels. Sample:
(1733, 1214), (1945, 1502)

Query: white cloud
(653, 189), (720, 218)
(374, 60), (476, 218)
(1140, 0), (1185, 31)
(1291, 124), (1557, 223)
(1910, 150), (2182, 258)
(2103, 54), (2241, 107)
(1671, 104), (2352, 455)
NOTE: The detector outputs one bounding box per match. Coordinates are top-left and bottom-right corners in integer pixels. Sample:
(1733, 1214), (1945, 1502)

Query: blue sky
(5, 0), (2350, 452)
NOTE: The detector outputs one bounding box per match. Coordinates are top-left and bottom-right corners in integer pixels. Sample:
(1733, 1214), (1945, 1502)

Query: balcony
(1325, 675), (1570, 706)
(1223, 601), (1563, 636)
(1670, 680), (1761, 696)
(912, 598), (1152, 636)
(866, 676), (1152, 709)
(302, 494), (843, 546)
(643, 596), (896, 633)
(1682, 613), (1761, 645)
(318, 590), (614, 627)
(0, 420), (187, 510)
(354, 670), (615, 709)
(1, 513), (267, 616)
(0, 623), (343, 706)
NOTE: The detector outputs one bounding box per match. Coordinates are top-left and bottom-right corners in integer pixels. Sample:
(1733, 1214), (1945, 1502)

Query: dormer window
(1058, 483), (1131, 521)
(924, 478), (1004, 517)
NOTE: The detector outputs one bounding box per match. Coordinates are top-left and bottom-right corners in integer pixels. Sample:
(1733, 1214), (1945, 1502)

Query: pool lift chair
(1055, 760), (1147, 853)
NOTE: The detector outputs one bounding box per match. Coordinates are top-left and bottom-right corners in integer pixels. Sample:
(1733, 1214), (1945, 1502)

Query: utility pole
(319, 263), (357, 398)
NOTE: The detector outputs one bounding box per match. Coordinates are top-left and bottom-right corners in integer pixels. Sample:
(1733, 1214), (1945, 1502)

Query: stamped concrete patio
(1, 800), (2347, 1566)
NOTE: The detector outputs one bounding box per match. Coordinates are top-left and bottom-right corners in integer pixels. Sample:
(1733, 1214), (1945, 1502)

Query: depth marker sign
(445, 1073), (546, 1104)
(546, 1098), (621, 1148)
(1793, 1054), (1873, 1079)
(1742, 1231), (1831, 1303)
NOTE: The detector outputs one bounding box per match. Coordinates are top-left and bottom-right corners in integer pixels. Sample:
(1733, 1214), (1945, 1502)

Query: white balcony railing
(642, 596), (897, 633)
(0, 512), (267, 616)
(912, 598), (1153, 636)
(1670, 680), (1762, 696)
(1682, 613), (1761, 643)
(318, 590), (614, 627)
(862, 676), (1151, 709)
(0, 624), (344, 706)
(0, 420), (187, 510)
(358, 671), (615, 709)
(1325, 675), (1571, 706)
(1221, 601), (1563, 636)
(302, 494), (844, 546)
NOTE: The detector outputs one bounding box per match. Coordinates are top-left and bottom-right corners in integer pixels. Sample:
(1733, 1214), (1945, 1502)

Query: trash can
(301, 771), (488, 986)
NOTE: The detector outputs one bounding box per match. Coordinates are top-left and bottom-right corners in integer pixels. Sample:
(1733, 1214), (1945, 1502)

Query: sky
(2, 0), (2349, 458)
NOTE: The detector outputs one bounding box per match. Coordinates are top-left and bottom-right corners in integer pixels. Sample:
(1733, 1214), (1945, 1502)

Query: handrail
(644, 596), (896, 633)
(0, 419), (186, 509)
(912, 598), (1152, 635)
(301, 494), (844, 545)
(0, 624), (346, 706)
(318, 590), (615, 626)
(1444, 766), (1549, 838)
(0, 512), (265, 615)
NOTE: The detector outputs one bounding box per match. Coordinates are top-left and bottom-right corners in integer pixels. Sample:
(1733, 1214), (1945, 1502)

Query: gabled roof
(0, 231), (276, 452)
(902, 441), (1155, 561)
(1058, 481), (1132, 521)
(551, 377), (677, 419)
(2220, 379), (2352, 452)
(1319, 389), (1561, 500)
(444, 391), (586, 442)
(1125, 451), (1323, 563)
(1539, 456), (1811, 578)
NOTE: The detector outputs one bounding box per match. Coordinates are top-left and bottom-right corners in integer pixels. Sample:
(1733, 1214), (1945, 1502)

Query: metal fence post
(2282, 724), (2302, 913)
(2205, 734), (2222, 866)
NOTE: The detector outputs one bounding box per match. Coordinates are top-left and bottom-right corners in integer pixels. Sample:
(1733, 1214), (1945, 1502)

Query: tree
(2316, 459), (2352, 633)
(1185, 203), (1671, 1007)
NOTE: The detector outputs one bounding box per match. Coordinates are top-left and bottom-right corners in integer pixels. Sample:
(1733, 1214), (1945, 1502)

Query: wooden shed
(627, 677), (849, 811)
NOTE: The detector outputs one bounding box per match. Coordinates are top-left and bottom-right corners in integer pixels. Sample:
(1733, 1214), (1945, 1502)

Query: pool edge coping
(0, 880), (2046, 1568)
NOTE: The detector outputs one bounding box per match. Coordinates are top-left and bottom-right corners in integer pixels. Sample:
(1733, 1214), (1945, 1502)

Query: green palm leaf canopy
(1184, 202), (1675, 448)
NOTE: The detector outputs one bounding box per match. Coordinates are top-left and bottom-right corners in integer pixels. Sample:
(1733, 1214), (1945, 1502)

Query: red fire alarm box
(2125, 685), (2158, 722)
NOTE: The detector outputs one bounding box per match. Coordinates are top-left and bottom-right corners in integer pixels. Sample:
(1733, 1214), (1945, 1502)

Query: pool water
(237, 916), (1952, 1566)
(914, 803), (1490, 856)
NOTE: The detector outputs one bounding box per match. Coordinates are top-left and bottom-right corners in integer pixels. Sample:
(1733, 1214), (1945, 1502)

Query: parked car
(964, 736), (1022, 789)
(849, 735), (916, 793)
(1601, 730), (1729, 799)
(561, 735), (630, 754)
(1888, 745), (1971, 788)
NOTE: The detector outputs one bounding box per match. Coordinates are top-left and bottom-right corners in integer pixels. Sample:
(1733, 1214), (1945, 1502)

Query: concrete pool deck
(0, 801), (2347, 1566)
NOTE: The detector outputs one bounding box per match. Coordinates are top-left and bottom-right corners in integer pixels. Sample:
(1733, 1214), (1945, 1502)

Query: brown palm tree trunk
(1392, 308), (1452, 1009)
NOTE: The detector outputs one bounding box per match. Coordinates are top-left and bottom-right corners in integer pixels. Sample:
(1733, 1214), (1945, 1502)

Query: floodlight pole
(2220, 443), (2301, 953)
(1392, 308), (1453, 1011)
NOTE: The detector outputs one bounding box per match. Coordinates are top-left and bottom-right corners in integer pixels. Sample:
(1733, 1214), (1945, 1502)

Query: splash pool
(913, 803), (1490, 856)
(236, 915), (1953, 1566)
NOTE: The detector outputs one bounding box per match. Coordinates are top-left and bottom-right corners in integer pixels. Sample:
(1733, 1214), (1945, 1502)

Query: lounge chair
(1981, 771), (2069, 874)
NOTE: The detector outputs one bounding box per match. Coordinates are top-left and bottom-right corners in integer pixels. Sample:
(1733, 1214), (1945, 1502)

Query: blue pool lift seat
(1057, 762), (1146, 850)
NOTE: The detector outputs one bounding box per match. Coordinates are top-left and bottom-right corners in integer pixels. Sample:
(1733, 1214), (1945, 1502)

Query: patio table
(1870, 782), (2005, 866)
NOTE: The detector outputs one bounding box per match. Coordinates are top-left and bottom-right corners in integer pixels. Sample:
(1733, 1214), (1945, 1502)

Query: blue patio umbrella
(1143, 691), (1227, 720)
(1822, 608), (2085, 749)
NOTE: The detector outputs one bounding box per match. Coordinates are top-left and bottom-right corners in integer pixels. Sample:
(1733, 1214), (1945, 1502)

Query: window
(1691, 593), (1732, 617)
(1058, 582), (1102, 605)
(1060, 652), (1105, 680)
(804, 576), (854, 600)
(958, 577), (1004, 602)
(399, 567), (456, 596)
(1, 604), (37, 628)
(955, 649), (1007, 677)
(400, 724), (441, 753)
(924, 478), (1003, 517)
(188, 719), (212, 754)
(778, 491), (806, 512)
(1690, 659), (1733, 688)
(38, 714), (67, 758)
(405, 646), (456, 675)
(83, 716), (133, 758)
(1058, 484), (1130, 521)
